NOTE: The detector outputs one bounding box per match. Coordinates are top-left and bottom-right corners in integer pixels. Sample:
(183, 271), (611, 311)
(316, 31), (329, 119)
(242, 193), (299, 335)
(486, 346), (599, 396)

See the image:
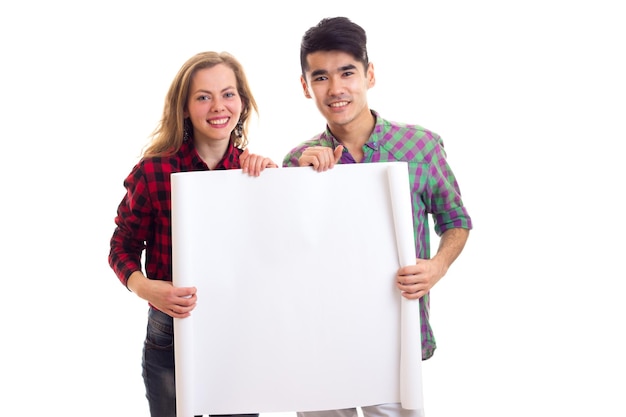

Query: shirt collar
(322, 110), (384, 150)
(178, 139), (242, 170)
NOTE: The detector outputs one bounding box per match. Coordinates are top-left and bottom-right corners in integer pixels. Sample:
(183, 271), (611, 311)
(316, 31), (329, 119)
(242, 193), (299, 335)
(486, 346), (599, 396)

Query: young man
(283, 17), (473, 417)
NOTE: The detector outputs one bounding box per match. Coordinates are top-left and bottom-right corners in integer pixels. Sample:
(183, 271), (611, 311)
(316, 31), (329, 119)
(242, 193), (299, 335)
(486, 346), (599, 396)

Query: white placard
(171, 162), (423, 417)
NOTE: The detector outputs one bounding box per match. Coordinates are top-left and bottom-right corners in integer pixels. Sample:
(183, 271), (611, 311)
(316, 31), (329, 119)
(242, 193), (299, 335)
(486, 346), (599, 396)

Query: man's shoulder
(282, 132), (330, 167)
(379, 117), (440, 142)
(375, 115), (445, 162)
(298, 131), (331, 146)
(285, 132), (331, 154)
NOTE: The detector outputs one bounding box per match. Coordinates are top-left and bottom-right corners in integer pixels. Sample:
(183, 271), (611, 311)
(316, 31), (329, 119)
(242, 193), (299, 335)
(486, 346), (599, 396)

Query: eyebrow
(310, 64), (358, 78)
(193, 86), (236, 95)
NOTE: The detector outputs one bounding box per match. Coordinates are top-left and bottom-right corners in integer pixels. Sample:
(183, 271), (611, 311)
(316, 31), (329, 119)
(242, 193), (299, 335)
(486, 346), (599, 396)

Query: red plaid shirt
(109, 139), (242, 287)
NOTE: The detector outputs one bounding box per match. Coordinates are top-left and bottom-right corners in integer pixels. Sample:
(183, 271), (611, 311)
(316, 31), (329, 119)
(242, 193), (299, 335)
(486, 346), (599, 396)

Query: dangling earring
(234, 120), (243, 138)
(183, 118), (192, 141)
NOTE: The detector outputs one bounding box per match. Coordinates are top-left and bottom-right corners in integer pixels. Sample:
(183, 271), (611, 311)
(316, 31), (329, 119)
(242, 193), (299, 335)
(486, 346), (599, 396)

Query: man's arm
(396, 227), (470, 300)
(432, 227), (470, 274)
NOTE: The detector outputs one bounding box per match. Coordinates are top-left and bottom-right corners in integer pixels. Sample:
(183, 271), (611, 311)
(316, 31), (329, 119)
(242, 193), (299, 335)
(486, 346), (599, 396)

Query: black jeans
(142, 307), (259, 417)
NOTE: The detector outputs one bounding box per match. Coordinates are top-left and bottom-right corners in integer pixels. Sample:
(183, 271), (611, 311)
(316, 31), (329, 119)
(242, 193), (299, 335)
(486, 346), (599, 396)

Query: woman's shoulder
(122, 155), (181, 184)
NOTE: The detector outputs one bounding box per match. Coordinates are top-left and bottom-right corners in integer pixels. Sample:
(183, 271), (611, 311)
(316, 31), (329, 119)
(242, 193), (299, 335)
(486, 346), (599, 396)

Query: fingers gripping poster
(171, 162), (424, 417)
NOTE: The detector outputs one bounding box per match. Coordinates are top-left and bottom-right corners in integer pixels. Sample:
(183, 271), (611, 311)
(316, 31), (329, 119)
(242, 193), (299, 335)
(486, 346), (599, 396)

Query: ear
(301, 75), (312, 99)
(367, 62), (376, 89)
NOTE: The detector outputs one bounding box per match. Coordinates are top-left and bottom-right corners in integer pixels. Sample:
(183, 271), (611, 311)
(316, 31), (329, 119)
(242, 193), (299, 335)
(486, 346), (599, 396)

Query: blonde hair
(143, 51), (258, 158)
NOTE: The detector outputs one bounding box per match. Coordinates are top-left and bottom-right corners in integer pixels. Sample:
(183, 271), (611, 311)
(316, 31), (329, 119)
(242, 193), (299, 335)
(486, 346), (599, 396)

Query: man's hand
(396, 257), (447, 300)
(396, 228), (469, 299)
(298, 145), (344, 171)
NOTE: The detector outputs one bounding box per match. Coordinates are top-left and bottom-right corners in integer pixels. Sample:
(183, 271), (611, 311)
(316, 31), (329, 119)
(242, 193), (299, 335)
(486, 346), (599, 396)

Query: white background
(1, 1), (624, 416)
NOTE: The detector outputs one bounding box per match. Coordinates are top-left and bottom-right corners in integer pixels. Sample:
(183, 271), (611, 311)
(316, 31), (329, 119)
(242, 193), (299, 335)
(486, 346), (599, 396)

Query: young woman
(109, 51), (276, 417)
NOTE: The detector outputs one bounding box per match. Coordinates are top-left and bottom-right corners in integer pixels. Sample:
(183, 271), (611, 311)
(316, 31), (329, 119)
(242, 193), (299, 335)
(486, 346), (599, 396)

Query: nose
(327, 76), (344, 97)
(210, 96), (225, 112)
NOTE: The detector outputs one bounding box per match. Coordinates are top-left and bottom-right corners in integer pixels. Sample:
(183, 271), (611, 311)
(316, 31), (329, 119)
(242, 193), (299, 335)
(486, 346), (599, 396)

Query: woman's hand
(127, 271), (197, 318)
(240, 148), (279, 176)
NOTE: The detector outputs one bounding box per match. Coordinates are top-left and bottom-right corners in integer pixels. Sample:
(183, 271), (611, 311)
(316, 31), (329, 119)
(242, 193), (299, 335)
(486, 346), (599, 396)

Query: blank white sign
(171, 162), (423, 417)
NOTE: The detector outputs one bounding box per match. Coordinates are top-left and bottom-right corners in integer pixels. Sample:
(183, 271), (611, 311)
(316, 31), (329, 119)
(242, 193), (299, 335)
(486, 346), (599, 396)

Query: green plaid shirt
(283, 110), (473, 360)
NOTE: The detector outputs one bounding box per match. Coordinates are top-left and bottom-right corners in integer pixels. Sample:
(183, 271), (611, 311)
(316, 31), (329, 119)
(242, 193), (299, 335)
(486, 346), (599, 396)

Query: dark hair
(300, 17), (369, 79)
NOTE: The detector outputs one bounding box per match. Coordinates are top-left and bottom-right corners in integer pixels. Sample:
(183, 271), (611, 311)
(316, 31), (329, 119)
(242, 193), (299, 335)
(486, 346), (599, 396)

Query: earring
(183, 118), (192, 141)
(234, 120), (243, 138)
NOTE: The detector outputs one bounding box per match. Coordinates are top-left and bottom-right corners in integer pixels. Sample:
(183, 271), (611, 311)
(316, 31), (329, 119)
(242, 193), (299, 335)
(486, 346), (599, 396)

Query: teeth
(329, 101), (348, 108)
(209, 118), (229, 125)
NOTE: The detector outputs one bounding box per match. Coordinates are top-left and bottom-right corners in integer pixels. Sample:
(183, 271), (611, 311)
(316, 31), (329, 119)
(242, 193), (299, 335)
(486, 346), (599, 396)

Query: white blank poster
(171, 162), (423, 417)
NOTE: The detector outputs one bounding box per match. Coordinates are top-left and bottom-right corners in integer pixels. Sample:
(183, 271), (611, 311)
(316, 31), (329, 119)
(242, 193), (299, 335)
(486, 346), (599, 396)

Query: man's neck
(328, 109), (375, 149)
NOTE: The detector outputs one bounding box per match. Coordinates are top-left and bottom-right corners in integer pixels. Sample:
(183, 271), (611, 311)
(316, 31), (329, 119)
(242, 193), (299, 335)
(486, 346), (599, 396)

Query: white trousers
(297, 403), (421, 417)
